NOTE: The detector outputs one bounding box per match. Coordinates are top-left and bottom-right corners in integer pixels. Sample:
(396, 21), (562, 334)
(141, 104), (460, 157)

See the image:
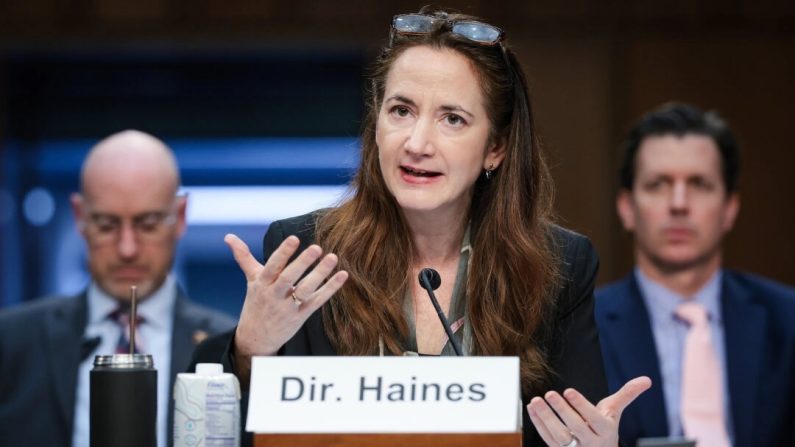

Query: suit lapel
(604, 276), (669, 436)
(170, 292), (196, 383)
(721, 272), (765, 447)
(44, 294), (87, 434)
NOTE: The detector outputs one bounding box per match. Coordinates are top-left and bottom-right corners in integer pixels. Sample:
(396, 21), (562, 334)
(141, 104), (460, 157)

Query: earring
(485, 163), (495, 180)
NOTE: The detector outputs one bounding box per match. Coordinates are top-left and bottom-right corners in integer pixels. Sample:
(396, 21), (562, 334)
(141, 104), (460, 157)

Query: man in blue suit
(0, 130), (236, 447)
(595, 103), (795, 447)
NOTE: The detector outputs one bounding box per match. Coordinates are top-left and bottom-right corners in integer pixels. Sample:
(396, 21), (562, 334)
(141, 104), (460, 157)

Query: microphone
(80, 336), (102, 361)
(418, 268), (464, 356)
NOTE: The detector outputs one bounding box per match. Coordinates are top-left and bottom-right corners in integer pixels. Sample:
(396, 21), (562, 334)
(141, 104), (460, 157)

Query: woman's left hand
(527, 376), (651, 447)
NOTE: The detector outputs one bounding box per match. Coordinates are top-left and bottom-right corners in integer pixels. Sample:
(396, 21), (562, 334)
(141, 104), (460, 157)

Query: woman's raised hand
(225, 234), (348, 381)
(527, 376), (651, 447)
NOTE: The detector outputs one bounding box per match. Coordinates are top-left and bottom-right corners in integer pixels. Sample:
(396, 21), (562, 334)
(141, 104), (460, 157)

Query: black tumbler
(90, 353), (157, 447)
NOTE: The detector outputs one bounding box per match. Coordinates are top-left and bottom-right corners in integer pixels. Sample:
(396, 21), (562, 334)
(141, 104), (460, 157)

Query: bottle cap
(196, 363), (223, 376)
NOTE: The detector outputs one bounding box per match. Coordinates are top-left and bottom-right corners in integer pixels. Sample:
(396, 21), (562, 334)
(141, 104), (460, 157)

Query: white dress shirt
(72, 276), (176, 447)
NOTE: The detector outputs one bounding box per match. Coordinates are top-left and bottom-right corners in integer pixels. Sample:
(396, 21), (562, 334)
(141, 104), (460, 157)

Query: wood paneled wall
(2, 1), (793, 285)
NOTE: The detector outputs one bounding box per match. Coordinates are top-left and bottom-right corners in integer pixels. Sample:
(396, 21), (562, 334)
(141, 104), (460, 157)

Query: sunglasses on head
(391, 13), (505, 46)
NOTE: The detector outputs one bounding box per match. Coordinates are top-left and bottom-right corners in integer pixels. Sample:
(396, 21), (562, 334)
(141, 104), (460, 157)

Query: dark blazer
(595, 271), (795, 447)
(191, 211), (609, 447)
(0, 289), (236, 447)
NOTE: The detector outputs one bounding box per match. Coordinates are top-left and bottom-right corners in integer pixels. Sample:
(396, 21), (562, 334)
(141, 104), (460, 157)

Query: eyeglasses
(391, 14), (505, 46)
(81, 202), (180, 245)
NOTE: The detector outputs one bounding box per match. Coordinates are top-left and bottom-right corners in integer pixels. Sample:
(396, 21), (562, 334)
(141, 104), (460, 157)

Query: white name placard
(246, 356), (520, 433)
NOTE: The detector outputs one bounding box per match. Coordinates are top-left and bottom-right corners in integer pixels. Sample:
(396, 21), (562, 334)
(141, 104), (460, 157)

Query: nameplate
(246, 356), (520, 433)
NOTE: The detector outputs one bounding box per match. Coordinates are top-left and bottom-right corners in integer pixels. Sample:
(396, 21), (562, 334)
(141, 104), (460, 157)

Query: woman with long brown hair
(202, 8), (649, 447)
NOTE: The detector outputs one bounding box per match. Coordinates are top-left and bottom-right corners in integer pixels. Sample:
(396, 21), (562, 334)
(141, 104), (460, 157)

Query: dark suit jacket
(191, 211), (609, 447)
(595, 271), (795, 447)
(0, 289), (236, 447)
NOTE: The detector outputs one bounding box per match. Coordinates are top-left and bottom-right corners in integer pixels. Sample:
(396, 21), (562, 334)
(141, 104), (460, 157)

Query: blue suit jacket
(0, 290), (236, 447)
(595, 271), (795, 447)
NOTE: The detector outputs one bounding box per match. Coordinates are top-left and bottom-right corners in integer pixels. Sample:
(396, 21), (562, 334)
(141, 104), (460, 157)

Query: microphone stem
(420, 276), (464, 356)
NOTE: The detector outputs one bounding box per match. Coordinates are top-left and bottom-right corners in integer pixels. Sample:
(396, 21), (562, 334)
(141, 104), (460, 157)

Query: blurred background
(1, 0), (793, 316)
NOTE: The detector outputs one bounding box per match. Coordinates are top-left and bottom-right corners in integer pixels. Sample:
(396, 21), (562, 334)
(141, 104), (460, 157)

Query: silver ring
(560, 435), (579, 447)
(289, 287), (303, 306)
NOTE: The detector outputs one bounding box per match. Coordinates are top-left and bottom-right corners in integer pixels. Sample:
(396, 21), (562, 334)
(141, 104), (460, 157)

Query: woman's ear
(484, 138), (507, 170)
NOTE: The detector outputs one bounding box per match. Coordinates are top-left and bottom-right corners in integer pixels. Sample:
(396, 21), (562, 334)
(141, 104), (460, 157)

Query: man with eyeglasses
(0, 130), (236, 447)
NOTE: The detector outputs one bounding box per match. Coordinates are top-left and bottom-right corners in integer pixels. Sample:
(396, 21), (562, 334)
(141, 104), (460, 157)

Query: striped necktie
(109, 308), (145, 354)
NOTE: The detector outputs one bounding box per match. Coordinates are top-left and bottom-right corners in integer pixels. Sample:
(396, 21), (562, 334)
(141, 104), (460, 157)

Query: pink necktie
(676, 301), (731, 447)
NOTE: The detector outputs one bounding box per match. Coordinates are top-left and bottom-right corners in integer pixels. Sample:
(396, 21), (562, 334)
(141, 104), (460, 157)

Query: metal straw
(130, 285), (138, 355)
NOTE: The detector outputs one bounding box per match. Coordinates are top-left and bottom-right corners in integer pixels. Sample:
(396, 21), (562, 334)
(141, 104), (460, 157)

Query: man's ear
(722, 192), (740, 233)
(616, 189), (636, 232)
(70, 193), (87, 234)
(174, 194), (188, 238)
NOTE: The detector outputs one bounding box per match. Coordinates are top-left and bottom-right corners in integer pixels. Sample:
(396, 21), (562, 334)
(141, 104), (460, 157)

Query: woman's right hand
(224, 234), (349, 383)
